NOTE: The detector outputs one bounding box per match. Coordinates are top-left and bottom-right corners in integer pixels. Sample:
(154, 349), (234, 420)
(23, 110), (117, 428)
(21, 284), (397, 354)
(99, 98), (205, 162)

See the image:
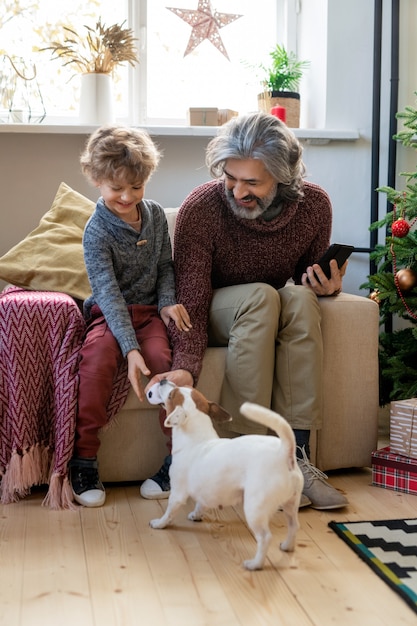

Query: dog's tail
(239, 402), (297, 468)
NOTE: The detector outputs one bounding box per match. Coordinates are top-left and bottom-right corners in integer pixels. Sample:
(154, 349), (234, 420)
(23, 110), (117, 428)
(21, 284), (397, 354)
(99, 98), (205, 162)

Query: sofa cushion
(0, 182), (179, 301)
(0, 182), (95, 301)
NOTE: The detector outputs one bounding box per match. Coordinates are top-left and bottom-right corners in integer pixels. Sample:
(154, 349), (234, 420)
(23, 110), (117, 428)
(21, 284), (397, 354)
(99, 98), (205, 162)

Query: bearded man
(142, 111), (348, 510)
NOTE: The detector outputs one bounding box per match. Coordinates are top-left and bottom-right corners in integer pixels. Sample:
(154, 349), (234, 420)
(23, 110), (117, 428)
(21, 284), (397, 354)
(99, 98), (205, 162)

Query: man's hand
(144, 369), (194, 395)
(127, 349), (151, 402)
(160, 304), (192, 331)
(301, 259), (347, 296)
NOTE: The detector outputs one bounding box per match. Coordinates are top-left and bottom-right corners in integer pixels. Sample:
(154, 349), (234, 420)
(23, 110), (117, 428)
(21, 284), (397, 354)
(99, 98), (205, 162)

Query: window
(138, 0), (279, 125)
(1, 0), (284, 125)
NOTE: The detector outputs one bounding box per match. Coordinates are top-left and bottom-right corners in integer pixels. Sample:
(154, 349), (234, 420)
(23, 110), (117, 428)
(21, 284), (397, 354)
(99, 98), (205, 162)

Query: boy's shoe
(140, 455), (171, 499)
(297, 447), (348, 510)
(69, 457), (106, 507)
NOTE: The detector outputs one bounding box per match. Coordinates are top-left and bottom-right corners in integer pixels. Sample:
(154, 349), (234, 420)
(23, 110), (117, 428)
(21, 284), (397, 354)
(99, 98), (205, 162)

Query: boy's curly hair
(80, 125), (161, 184)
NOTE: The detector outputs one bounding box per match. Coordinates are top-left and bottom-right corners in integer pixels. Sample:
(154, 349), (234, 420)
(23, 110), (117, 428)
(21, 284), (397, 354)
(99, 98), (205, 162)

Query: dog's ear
(164, 406), (187, 427)
(207, 402), (232, 424)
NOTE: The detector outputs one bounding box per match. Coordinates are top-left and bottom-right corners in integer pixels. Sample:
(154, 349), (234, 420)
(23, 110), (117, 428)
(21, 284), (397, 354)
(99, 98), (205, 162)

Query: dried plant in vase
(43, 17), (139, 76)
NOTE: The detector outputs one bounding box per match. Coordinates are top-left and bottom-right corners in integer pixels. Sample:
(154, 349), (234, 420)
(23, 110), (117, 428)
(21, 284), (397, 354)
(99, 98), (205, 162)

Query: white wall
(0, 0), (416, 298)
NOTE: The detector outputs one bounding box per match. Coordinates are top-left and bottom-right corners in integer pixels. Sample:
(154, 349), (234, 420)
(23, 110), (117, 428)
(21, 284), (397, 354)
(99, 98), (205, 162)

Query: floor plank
(80, 486), (168, 626)
(1, 466), (417, 626)
(0, 494), (27, 626)
(128, 490), (240, 625)
(19, 496), (91, 626)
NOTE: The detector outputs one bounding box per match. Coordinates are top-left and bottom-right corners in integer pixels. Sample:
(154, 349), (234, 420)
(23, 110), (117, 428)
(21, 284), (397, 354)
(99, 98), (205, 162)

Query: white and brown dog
(146, 380), (303, 570)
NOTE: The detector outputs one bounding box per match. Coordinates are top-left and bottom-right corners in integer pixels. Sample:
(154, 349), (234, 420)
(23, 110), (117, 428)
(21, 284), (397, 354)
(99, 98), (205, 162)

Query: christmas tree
(362, 93), (417, 405)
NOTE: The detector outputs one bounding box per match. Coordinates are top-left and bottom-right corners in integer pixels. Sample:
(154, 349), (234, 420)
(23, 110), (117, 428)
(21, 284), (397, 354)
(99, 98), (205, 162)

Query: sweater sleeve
(83, 215), (140, 357)
(169, 189), (217, 382)
(154, 209), (177, 312)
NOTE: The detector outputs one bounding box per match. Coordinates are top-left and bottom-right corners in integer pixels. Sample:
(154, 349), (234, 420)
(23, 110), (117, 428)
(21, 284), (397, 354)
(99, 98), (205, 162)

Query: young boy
(69, 126), (191, 507)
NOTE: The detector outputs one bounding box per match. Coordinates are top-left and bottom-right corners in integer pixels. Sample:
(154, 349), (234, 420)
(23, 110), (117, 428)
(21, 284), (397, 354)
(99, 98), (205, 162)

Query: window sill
(0, 123), (360, 144)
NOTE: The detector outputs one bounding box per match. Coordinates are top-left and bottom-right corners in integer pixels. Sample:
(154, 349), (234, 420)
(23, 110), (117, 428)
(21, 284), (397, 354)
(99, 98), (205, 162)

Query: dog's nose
(160, 379), (169, 386)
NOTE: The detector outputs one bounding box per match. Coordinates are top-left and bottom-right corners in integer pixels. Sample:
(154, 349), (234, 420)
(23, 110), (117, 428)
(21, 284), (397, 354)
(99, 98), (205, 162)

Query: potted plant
(258, 44), (309, 128)
(42, 18), (139, 124)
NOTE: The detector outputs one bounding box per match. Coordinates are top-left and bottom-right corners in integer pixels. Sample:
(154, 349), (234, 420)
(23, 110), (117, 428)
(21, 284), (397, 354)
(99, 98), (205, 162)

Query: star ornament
(167, 1), (242, 60)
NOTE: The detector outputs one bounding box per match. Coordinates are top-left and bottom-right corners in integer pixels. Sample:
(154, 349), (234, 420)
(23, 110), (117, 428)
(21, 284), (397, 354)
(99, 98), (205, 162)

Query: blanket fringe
(42, 473), (78, 511)
(0, 446), (77, 510)
(1, 452), (26, 503)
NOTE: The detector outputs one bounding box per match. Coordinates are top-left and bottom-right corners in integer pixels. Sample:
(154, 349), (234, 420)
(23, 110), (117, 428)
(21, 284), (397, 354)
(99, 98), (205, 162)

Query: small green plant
(42, 18), (139, 76)
(261, 44), (309, 93)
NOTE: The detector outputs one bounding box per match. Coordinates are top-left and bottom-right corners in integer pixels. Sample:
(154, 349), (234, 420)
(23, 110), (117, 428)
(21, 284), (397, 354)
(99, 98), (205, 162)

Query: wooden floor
(1, 449), (417, 625)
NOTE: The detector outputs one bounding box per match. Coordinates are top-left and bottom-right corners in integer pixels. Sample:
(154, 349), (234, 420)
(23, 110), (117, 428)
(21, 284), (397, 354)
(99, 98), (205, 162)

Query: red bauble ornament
(391, 218), (410, 237)
(396, 268), (417, 291)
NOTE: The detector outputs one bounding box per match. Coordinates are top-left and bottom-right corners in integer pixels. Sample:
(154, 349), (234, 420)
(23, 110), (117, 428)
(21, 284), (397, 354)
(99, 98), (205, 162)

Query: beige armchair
(98, 209), (380, 480)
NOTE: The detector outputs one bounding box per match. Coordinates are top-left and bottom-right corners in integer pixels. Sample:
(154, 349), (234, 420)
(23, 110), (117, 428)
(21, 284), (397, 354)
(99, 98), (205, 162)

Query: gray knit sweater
(83, 197), (176, 357)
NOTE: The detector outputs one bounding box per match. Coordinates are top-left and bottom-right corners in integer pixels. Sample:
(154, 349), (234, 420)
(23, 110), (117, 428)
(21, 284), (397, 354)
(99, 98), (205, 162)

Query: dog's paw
(243, 558), (264, 571)
(280, 540), (295, 552)
(187, 511), (202, 522)
(149, 518), (166, 529)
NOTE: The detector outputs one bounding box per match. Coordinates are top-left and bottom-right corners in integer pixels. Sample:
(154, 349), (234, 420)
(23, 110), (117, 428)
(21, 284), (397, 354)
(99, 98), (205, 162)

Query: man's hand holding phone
(302, 243), (354, 296)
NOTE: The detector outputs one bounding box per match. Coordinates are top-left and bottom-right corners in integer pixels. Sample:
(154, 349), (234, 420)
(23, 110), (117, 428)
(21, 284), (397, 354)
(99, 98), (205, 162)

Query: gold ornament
(396, 268), (417, 292)
(369, 290), (380, 304)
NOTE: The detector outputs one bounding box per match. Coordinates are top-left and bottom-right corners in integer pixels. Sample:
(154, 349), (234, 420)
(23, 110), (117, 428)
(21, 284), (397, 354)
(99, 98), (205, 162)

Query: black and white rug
(329, 519), (417, 615)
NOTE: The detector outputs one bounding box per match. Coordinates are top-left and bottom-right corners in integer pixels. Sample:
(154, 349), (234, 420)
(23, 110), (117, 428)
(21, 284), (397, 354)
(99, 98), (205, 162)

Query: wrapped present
(188, 108), (238, 126)
(390, 398), (417, 459)
(188, 107), (218, 126)
(217, 108), (238, 125)
(372, 446), (417, 495)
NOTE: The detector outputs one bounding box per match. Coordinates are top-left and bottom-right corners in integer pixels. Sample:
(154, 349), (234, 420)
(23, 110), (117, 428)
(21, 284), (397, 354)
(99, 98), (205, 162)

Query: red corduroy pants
(75, 304), (172, 459)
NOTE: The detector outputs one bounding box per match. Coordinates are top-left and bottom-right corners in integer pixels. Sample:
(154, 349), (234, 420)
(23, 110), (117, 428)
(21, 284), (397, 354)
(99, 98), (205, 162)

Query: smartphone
(312, 243), (354, 279)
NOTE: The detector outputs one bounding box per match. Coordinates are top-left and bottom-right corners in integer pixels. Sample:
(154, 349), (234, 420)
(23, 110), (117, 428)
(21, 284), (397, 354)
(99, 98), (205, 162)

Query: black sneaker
(140, 455), (171, 499)
(69, 457), (106, 507)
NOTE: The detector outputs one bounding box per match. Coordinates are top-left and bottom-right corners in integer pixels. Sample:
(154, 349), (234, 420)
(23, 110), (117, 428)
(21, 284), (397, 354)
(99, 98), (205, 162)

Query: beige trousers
(208, 283), (323, 434)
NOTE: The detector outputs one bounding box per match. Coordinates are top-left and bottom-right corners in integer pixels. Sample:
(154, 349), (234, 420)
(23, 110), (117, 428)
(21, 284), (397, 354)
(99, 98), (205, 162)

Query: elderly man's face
(223, 158), (278, 219)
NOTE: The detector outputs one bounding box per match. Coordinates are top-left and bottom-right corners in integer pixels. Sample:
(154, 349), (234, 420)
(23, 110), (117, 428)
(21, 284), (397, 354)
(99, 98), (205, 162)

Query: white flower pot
(79, 73), (115, 125)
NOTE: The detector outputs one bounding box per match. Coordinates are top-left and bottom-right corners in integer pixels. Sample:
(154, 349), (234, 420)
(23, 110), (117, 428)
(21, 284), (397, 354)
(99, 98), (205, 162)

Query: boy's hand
(160, 304), (192, 331)
(127, 349), (151, 402)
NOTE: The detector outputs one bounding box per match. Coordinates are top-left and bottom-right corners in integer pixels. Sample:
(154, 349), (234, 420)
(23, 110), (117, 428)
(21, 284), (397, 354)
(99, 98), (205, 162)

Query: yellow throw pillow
(0, 182), (95, 301)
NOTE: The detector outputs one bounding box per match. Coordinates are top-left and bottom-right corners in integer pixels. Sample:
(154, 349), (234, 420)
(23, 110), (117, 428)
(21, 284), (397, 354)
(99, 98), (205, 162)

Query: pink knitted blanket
(0, 286), (130, 509)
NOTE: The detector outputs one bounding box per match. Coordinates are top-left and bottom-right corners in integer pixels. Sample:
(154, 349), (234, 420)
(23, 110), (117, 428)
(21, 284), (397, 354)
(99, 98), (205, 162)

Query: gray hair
(205, 111), (305, 203)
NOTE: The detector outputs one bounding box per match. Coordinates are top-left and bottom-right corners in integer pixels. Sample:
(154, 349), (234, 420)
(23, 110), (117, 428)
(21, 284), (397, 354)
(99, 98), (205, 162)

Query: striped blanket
(0, 286), (130, 509)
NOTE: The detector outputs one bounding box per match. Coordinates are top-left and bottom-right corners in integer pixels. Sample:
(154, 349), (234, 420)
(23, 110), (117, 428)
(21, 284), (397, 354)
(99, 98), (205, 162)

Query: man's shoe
(297, 447), (348, 510)
(299, 493), (312, 508)
(69, 457), (106, 507)
(140, 455), (171, 499)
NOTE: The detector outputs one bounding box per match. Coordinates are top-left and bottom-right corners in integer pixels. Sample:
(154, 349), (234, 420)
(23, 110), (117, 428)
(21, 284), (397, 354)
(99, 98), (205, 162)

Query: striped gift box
(390, 398), (417, 459)
(372, 446), (417, 495)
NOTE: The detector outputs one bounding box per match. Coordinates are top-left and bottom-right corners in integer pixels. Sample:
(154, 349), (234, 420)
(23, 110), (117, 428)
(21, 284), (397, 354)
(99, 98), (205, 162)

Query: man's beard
(225, 184), (278, 220)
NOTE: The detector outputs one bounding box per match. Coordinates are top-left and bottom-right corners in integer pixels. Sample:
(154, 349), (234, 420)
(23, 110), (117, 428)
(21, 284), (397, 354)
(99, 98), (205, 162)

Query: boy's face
(97, 178), (145, 222)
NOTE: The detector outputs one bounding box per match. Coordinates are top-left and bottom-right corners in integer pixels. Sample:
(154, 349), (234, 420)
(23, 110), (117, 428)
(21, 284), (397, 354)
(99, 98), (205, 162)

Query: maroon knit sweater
(169, 179), (332, 381)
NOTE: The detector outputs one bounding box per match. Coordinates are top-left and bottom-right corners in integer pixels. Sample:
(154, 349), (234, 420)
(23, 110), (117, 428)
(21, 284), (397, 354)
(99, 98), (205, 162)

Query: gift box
(188, 108), (238, 126)
(390, 398), (417, 459)
(372, 446), (417, 495)
(217, 108), (238, 125)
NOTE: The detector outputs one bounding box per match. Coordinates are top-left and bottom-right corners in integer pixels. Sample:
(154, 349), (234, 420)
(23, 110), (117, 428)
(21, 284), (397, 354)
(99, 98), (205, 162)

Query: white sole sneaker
(73, 488), (106, 507)
(140, 478), (170, 499)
